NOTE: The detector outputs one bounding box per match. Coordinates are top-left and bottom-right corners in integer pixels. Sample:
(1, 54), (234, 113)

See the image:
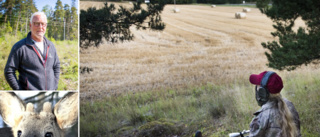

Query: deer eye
(45, 132), (53, 137)
(17, 130), (22, 137)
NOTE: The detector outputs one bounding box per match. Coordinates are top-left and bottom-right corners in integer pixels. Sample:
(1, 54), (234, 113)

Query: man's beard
(35, 32), (45, 38)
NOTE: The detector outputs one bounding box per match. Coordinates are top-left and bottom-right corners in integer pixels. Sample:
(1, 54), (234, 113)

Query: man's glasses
(33, 22), (47, 27)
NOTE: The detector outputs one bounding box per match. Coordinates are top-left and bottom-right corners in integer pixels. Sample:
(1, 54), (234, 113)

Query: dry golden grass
(80, 2), (312, 99)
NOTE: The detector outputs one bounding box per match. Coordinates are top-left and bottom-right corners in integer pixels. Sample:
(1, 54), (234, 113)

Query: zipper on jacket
(25, 77), (28, 90)
(32, 46), (44, 63)
(44, 45), (50, 90)
(45, 67), (47, 90)
(29, 44), (50, 90)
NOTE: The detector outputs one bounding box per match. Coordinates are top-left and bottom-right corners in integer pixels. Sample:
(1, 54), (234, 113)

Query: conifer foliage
(80, 1), (166, 48)
(257, 0), (320, 71)
(0, 0), (78, 41)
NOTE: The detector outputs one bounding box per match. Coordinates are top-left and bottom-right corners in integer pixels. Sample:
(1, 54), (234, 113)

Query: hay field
(80, 2), (309, 99)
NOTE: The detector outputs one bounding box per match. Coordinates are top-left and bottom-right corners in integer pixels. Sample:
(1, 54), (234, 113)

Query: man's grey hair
(30, 12), (47, 24)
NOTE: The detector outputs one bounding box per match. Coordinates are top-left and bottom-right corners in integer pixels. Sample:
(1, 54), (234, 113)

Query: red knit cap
(249, 71), (283, 94)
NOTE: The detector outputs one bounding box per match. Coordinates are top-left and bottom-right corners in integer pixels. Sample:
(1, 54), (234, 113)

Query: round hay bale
(243, 8), (251, 12)
(211, 5), (216, 8)
(235, 12), (246, 19)
(173, 8), (180, 13)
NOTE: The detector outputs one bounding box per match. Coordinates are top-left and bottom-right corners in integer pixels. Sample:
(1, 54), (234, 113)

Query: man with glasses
(4, 12), (60, 90)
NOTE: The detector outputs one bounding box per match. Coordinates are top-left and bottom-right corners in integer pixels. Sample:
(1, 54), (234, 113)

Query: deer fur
(0, 92), (78, 137)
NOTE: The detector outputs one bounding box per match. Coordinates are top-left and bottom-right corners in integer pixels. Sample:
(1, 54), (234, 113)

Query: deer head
(0, 92), (78, 137)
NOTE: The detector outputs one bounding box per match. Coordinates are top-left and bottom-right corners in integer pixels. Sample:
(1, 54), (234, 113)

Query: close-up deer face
(0, 92), (78, 137)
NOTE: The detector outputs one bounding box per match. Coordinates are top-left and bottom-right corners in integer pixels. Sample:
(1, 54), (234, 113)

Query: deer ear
(54, 92), (78, 129)
(0, 92), (25, 127)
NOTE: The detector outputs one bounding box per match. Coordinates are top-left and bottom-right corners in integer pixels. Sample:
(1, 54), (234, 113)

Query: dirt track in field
(80, 2), (306, 99)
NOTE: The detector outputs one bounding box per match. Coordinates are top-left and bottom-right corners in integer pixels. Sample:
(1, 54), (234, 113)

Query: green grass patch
(0, 32), (78, 90)
(55, 40), (79, 90)
(80, 83), (255, 136)
(80, 72), (320, 136)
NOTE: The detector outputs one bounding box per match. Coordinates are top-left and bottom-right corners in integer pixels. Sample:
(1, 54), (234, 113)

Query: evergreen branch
(80, 1), (166, 49)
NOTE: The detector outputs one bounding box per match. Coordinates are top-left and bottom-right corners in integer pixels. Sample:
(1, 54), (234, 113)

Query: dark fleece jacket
(4, 32), (60, 90)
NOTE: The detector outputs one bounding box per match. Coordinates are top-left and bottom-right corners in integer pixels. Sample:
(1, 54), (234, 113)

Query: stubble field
(80, 2), (307, 99)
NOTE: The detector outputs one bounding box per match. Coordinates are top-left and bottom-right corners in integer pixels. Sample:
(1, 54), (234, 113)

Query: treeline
(0, 0), (78, 41)
(79, 0), (258, 4)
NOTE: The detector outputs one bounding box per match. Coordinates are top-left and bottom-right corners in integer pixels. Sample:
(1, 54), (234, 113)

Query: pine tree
(25, 0), (37, 18)
(257, 0), (320, 71)
(12, 0), (25, 36)
(1, 0), (15, 23)
(25, 0), (38, 31)
(53, 0), (64, 40)
(42, 5), (54, 22)
(42, 5), (54, 38)
(70, 0), (78, 41)
(64, 4), (71, 40)
(0, 0), (36, 34)
(80, 1), (166, 48)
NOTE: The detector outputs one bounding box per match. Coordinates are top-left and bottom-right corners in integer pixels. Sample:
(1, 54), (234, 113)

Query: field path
(80, 2), (306, 99)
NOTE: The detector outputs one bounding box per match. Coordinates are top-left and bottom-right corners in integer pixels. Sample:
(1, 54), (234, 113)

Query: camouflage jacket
(249, 98), (301, 137)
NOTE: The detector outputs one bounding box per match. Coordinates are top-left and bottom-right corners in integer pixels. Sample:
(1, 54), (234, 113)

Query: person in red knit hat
(248, 71), (301, 137)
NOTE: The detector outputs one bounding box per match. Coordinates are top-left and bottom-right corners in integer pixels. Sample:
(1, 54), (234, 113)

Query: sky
(33, 0), (78, 13)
